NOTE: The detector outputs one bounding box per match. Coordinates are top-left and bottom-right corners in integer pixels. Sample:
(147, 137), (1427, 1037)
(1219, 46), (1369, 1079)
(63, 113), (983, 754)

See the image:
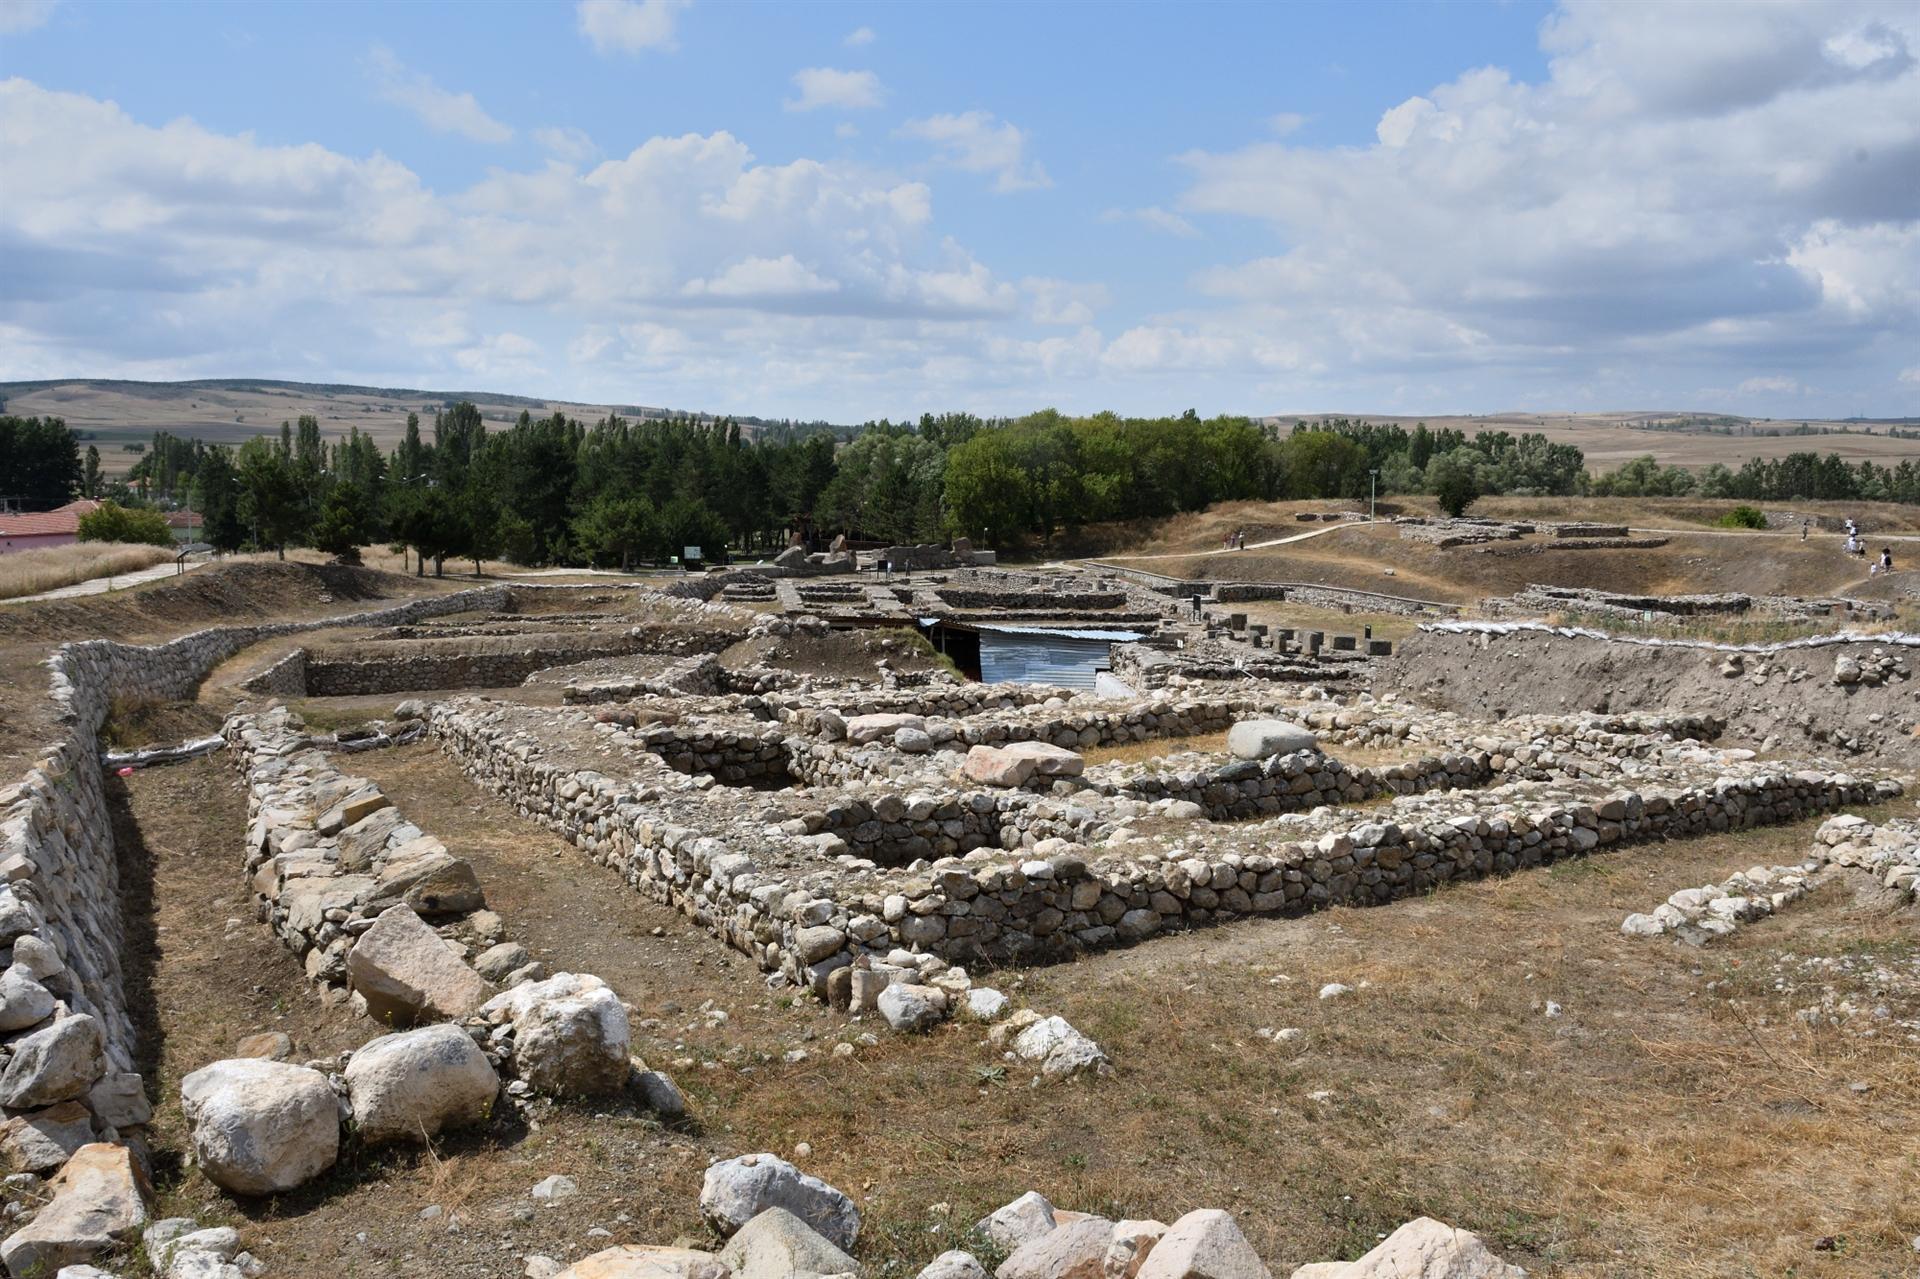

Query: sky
(1, 0), (1916, 422)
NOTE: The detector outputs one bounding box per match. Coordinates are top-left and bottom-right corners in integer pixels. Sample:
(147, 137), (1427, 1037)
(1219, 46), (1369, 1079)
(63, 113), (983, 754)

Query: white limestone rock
(482, 972), (631, 1096)
(345, 1023), (500, 1145)
(717, 1206), (861, 1279)
(345, 904), (493, 1026)
(1286, 1216), (1524, 1278)
(975, 1191), (1057, 1252)
(0, 1014), (106, 1109)
(1012, 1016), (1110, 1078)
(1227, 721), (1318, 761)
(699, 1153), (861, 1250)
(180, 1059), (339, 1195)
(0, 1142), (148, 1275)
(1135, 1209), (1270, 1279)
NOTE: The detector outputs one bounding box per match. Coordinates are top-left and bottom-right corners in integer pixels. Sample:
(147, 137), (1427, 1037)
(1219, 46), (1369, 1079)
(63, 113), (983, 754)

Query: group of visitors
(1836, 516), (1896, 574)
(1220, 528), (1247, 551)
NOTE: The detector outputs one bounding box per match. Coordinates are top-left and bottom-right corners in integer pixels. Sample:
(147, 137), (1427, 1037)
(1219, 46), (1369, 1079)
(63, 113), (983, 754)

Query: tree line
(11, 407), (1920, 566)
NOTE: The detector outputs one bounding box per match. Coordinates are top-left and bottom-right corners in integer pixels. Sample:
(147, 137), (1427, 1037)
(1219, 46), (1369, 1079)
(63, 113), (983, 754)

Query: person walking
(1877, 547), (1894, 575)
(1800, 520), (1808, 541)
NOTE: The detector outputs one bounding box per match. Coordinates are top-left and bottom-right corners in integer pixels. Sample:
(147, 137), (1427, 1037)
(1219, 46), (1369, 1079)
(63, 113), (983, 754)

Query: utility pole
(1369, 468), (1380, 522)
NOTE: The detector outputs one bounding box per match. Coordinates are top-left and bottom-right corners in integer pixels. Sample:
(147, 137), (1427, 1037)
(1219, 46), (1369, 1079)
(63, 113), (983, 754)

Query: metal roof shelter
(958, 622), (1144, 689)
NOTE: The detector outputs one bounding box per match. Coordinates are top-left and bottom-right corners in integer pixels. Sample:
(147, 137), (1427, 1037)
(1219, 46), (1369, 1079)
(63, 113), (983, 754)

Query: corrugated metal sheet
(976, 627), (1140, 689)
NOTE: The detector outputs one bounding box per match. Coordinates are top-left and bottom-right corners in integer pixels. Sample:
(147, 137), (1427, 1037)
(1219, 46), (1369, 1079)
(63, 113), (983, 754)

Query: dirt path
(1059, 520), (1357, 563)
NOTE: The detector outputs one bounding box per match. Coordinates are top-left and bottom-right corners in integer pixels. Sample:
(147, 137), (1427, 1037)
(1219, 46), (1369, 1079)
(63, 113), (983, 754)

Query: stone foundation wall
(0, 584), (506, 1150)
(424, 696), (1899, 989)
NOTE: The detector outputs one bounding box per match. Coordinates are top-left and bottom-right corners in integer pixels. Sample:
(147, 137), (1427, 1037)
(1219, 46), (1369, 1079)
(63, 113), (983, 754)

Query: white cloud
(366, 46), (513, 144)
(1102, 206), (1200, 238)
(834, 122), (858, 140)
(785, 67), (883, 112)
(1169, 0), (1920, 407)
(1023, 277), (1109, 327)
(1267, 112), (1307, 136)
(1739, 375), (1802, 394)
(0, 77), (1057, 412)
(898, 111), (1051, 192)
(576, 0), (688, 55)
(1898, 367), (1920, 385)
(844, 25), (875, 47)
(0, 0), (56, 34)
(533, 126), (597, 165)
(683, 254), (841, 299)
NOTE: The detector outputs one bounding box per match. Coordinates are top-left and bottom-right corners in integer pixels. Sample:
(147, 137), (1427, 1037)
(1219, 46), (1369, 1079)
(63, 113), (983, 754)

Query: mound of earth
(1382, 624), (1920, 762)
(0, 560), (440, 643)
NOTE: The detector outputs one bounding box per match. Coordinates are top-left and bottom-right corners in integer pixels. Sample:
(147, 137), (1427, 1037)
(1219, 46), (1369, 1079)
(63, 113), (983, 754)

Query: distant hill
(0, 378), (844, 476)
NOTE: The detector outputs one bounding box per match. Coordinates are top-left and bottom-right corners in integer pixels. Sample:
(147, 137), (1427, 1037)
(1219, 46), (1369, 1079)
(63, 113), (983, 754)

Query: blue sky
(2, 0), (1916, 421)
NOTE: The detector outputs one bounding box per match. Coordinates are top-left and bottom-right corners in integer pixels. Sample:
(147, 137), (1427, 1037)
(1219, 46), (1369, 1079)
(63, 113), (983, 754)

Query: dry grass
(0, 541), (174, 600)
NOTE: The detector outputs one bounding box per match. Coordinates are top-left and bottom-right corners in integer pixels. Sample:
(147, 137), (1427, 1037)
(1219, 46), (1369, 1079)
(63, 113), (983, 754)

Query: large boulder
(996, 1216), (1113, 1279)
(480, 973), (631, 1096)
(345, 1023), (500, 1145)
(1288, 1217), (1524, 1279)
(0, 1142), (149, 1275)
(699, 1153), (861, 1250)
(346, 904), (493, 1026)
(717, 1207), (862, 1279)
(1135, 1210), (1269, 1279)
(999, 741), (1085, 778)
(180, 1058), (340, 1195)
(369, 849), (486, 916)
(845, 713), (927, 745)
(0, 1100), (94, 1173)
(0, 1014), (106, 1108)
(0, 965), (56, 1032)
(1226, 721), (1317, 761)
(877, 983), (948, 1033)
(556, 1245), (731, 1279)
(976, 1190), (1057, 1252)
(963, 746), (1037, 788)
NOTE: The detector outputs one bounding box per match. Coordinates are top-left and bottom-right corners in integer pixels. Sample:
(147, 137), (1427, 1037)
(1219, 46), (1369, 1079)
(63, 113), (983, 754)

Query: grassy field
(0, 541), (175, 600)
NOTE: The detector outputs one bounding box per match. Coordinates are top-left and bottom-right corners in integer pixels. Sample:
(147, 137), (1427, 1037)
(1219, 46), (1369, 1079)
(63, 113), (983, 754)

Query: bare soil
(1380, 626), (1920, 765)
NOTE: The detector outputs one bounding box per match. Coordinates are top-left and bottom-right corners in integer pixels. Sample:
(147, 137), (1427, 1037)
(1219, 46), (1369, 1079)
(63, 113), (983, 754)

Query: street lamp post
(1369, 469), (1380, 522)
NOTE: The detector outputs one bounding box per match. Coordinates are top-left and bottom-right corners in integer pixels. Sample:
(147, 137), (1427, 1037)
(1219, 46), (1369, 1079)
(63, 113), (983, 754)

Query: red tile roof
(0, 499), (101, 537)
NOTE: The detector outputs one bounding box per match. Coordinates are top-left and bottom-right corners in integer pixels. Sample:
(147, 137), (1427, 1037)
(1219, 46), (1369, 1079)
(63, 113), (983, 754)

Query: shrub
(76, 501), (174, 547)
(1715, 505), (1767, 529)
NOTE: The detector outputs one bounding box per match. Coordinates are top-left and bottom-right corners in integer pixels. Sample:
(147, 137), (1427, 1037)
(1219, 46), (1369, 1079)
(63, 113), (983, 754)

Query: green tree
(1429, 450), (1480, 518)
(82, 445), (101, 498)
(573, 494), (657, 570)
(76, 500), (174, 546)
(0, 416), (82, 509)
(235, 436), (307, 557)
(311, 482), (371, 564)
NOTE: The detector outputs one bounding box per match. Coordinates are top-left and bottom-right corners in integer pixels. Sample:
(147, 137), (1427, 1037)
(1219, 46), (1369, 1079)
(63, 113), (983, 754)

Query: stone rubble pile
(1811, 813), (1920, 901)
(1620, 864), (1819, 942)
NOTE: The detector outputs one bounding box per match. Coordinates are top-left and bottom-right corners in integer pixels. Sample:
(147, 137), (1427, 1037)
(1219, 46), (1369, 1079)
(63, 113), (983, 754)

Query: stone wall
(423, 695), (1898, 988)
(0, 584), (506, 1152)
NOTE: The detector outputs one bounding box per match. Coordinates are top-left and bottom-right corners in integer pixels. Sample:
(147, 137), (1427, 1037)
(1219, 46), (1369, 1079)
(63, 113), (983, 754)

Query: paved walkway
(4, 556), (210, 605)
